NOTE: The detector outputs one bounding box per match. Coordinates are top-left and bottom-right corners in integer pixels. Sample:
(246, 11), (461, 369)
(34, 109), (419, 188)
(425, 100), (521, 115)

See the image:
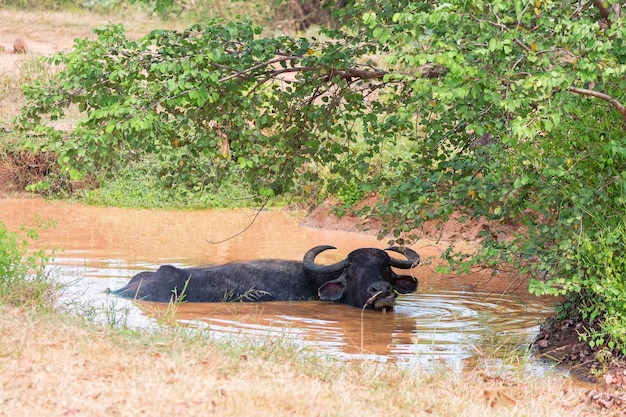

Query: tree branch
(593, 0), (611, 20)
(327, 67), (386, 81)
(513, 38), (531, 53)
(568, 86), (626, 122)
(216, 50), (388, 84)
(592, 0), (622, 28)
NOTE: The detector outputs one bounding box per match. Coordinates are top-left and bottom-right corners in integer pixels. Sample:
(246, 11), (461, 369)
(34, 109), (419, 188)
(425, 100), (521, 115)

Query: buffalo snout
(367, 280), (393, 297)
(366, 280), (397, 310)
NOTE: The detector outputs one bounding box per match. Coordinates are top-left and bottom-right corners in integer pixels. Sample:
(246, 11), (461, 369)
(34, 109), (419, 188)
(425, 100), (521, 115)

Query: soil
(0, 9), (182, 74)
(533, 312), (625, 381)
(0, 149), (56, 194)
(533, 312), (626, 411)
(301, 194), (499, 243)
(1, 8), (625, 412)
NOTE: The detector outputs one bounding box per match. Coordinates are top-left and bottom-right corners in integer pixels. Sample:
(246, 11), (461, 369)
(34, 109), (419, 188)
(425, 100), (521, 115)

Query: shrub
(573, 222), (626, 354)
(0, 221), (57, 309)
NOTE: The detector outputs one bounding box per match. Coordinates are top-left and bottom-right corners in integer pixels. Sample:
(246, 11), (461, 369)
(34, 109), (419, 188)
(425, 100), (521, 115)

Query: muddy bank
(534, 311), (626, 412)
(300, 195), (493, 243)
(534, 309), (626, 382)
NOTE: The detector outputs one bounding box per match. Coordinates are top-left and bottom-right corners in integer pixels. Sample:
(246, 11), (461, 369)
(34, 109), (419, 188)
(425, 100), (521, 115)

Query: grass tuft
(79, 158), (261, 209)
(0, 220), (58, 309)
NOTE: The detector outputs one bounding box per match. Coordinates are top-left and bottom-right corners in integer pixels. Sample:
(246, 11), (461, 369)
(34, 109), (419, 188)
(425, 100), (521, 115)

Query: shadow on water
(1, 198), (556, 373)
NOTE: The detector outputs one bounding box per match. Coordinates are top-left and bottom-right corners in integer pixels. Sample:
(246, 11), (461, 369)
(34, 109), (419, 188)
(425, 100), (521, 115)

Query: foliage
(15, 0), (626, 350)
(127, 0), (188, 16)
(16, 18), (381, 200)
(0, 220), (56, 308)
(536, 218), (626, 355)
(82, 156), (258, 209)
(337, 177), (366, 207)
(127, 0), (310, 31)
(354, 0), (626, 351)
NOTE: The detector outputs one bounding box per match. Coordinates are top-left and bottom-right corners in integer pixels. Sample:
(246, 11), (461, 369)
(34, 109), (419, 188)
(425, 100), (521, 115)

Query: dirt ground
(0, 9), (183, 74)
(1, 8), (626, 413)
(0, 9), (105, 74)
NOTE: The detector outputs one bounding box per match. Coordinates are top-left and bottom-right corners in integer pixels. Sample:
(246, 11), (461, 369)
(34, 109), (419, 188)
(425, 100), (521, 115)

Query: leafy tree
(16, 16), (384, 198)
(355, 0), (626, 352)
(15, 0), (626, 351)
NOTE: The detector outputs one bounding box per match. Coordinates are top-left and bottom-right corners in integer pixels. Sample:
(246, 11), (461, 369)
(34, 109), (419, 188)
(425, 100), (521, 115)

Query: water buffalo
(112, 245), (420, 310)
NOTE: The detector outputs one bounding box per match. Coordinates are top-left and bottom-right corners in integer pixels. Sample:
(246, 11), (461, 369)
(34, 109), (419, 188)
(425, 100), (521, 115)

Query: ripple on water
(52, 260), (553, 372)
(0, 198), (555, 373)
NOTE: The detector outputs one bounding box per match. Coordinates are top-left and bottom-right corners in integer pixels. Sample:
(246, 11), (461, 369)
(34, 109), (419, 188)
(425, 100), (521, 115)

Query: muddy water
(1, 198), (555, 371)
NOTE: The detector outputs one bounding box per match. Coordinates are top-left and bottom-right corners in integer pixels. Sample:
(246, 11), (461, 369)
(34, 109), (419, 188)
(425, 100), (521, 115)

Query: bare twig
(513, 38), (531, 53)
(360, 290), (384, 351)
(206, 197), (270, 244)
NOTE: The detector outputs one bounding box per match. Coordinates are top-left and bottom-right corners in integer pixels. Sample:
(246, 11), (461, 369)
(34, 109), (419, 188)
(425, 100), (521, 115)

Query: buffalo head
(303, 245), (420, 310)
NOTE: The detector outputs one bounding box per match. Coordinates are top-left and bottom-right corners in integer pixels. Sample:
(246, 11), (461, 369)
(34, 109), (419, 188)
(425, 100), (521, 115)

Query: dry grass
(0, 8), (188, 128)
(0, 304), (610, 417)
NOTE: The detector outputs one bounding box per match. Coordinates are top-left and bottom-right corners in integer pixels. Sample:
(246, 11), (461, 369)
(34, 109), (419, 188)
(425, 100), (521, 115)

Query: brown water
(1, 198), (556, 371)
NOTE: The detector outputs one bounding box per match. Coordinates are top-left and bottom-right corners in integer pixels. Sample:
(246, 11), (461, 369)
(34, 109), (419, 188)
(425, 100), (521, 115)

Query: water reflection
(1, 198), (555, 372)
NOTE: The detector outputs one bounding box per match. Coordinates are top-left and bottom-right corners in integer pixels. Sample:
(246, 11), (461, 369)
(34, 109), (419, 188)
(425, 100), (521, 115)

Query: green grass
(80, 158), (263, 209)
(0, 220), (58, 309)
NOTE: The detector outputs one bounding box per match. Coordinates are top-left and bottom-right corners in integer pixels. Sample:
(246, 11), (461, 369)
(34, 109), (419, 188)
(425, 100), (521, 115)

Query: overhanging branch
(568, 86), (626, 123)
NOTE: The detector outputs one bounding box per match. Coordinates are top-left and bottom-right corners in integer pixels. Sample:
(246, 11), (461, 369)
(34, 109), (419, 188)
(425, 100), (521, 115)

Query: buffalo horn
(303, 245), (350, 273)
(386, 246), (421, 269)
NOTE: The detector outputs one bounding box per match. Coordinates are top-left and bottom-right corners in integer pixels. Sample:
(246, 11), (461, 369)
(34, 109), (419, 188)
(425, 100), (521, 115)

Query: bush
(568, 221), (626, 354)
(0, 221), (56, 309)
(82, 156), (259, 209)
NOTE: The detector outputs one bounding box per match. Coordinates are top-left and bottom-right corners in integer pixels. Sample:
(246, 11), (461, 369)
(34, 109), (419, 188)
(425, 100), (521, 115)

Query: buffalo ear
(393, 275), (418, 294)
(318, 274), (347, 301)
